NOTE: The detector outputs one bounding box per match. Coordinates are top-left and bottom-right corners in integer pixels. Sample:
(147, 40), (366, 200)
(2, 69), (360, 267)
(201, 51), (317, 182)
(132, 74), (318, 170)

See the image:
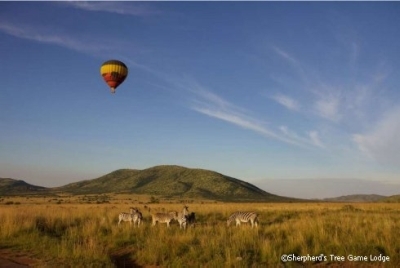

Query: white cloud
(179, 79), (324, 148)
(353, 107), (400, 166)
(0, 20), (145, 62)
(278, 126), (325, 148)
(191, 85), (234, 111)
(0, 22), (111, 53)
(271, 94), (300, 111)
(272, 46), (298, 65)
(61, 2), (160, 16)
(279, 126), (307, 144)
(349, 42), (359, 70)
(193, 106), (306, 147)
(314, 94), (341, 122)
(270, 44), (389, 128)
(271, 45), (310, 85)
(308, 131), (325, 148)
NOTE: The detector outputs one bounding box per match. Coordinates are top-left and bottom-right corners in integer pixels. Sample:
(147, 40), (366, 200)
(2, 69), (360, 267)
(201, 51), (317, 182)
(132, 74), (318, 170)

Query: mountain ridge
(2, 165), (398, 202)
(323, 194), (387, 202)
(0, 177), (47, 194)
(56, 165), (290, 201)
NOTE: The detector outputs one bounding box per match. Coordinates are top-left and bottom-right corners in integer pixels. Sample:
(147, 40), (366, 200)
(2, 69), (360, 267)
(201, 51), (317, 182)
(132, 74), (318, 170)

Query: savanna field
(0, 194), (399, 267)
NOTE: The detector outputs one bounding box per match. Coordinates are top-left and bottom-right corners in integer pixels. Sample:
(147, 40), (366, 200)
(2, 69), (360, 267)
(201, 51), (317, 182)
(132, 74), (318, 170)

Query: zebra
(131, 207), (143, 226)
(118, 207), (142, 227)
(177, 206), (189, 229)
(151, 211), (178, 227)
(227, 211), (259, 228)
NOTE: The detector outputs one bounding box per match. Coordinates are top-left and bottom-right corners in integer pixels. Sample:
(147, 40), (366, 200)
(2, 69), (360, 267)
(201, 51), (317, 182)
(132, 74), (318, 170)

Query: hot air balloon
(100, 60), (128, 93)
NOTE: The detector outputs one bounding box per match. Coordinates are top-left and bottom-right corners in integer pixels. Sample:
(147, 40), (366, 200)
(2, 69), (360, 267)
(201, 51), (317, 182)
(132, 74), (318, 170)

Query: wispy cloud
(353, 107), (400, 166)
(308, 131), (325, 148)
(0, 21), (114, 54)
(193, 106), (307, 147)
(272, 47), (398, 165)
(349, 41), (359, 71)
(372, 61), (391, 83)
(0, 20), (148, 63)
(279, 126), (325, 148)
(61, 1), (161, 16)
(314, 93), (341, 122)
(271, 94), (300, 111)
(272, 46), (298, 65)
(269, 44), (388, 127)
(278, 126), (309, 145)
(272, 45), (311, 85)
(175, 78), (324, 148)
(267, 44), (399, 168)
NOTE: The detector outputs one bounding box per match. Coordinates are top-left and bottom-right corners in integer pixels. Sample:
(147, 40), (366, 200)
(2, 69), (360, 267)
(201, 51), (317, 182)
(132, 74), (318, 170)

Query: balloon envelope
(100, 60), (128, 93)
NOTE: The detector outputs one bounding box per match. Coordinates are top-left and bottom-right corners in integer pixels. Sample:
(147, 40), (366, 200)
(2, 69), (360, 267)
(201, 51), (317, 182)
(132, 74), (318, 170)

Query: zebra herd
(118, 207), (143, 227)
(118, 206), (259, 229)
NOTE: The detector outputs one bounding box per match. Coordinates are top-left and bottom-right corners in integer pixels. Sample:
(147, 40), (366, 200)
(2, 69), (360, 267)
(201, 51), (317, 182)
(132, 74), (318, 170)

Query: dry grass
(0, 195), (399, 267)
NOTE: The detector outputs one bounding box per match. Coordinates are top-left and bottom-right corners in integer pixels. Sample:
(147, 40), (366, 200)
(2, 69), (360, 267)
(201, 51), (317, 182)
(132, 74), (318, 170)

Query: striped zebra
(177, 206), (189, 229)
(118, 207), (142, 227)
(227, 211), (259, 228)
(151, 211), (178, 227)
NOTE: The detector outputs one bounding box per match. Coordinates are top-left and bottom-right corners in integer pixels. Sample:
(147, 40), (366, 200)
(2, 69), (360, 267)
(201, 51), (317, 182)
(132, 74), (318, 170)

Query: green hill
(324, 194), (387, 202)
(0, 178), (47, 195)
(380, 195), (400, 203)
(57, 165), (292, 201)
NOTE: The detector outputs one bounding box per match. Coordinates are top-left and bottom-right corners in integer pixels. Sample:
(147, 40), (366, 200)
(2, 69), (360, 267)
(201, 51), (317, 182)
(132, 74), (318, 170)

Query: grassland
(0, 194), (399, 267)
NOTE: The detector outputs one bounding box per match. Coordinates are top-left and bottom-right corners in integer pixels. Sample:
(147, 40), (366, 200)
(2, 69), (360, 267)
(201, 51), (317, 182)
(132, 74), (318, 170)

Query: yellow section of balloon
(100, 60), (128, 93)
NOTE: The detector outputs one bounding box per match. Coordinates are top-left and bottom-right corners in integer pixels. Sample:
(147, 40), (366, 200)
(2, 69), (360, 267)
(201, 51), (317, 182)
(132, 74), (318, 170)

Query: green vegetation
(381, 195), (400, 203)
(0, 200), (399, 267)
(55, 165), (293, 201)
(324, 194), (387, 202)
(3, 166), (398, 204)
(0, 178), (46, 195)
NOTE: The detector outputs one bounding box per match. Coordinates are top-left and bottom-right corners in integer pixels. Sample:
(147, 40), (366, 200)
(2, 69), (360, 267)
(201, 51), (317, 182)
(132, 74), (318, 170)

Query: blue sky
(1, 2), (400, 196)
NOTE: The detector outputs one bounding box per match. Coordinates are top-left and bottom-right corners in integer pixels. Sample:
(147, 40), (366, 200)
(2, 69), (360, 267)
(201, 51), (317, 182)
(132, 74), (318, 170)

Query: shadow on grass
(109, 251), (142, 268)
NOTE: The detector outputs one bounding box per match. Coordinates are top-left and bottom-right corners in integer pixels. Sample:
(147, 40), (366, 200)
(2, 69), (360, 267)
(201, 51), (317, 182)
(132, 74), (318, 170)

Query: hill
(380, 195), (400, 203)
(57, 165), (292, 201)
(323, 194), (387, 202)
(0, 178), (47, 195)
